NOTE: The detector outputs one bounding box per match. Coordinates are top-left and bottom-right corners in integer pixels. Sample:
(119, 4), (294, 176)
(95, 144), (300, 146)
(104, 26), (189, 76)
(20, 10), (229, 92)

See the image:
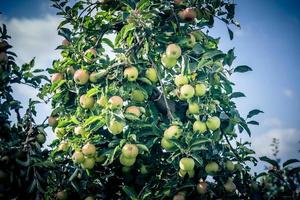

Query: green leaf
(122, 186), (138, 200)
(102, 38), (114, 49)
(260, 156), (279, 169)
(224, 48), (235, 66)
(247, 109), (264, 119)
(234, 65), (252, 73)
(247, 120), (259, 125)
(227, 27), (233, 40)
(230, 92), (245, 99)
(283, 159), (300, 168)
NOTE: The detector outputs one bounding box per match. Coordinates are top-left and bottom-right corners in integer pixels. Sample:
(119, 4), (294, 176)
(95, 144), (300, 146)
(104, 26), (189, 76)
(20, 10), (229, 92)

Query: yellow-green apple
(107, 118), (125, 135)
(193, 121), (207, 134)
(174, 74), (188, 87)
(84, 196), (94, 200)
(205, 162), (219, 174)
(195, 83), (207, 96)
(224, 178), (236, 193)
(72, 151), (85, 164)
(180, 84), (195, 99)
(54, 127), (65, 138)
(188, 102), (200, 114)
(81, 157), (95, 170)
(161, 54), (177, 69)
(82, 143), (96, 157)
(166, 43), (182, 59)
(66, 66), (75, 75)
(108, 96), (123, 109)
(119, 154), (136, 167)
(164, 125), (181, 139)
(125, 106), (141, 117)
(122, 144), (139, 158)
(206, 116), (221, 131)
(131, 89), (145, 102)
(161, 137), (175, 150)
(58, 141), (69, 151)
(225, 160), (235, 171)
(89, 69), (108, 83)
(145, 67), (158, 83)
(124, 66), (139, 81)
(179, 157), (195, 171)
(80, 94), (95, 109)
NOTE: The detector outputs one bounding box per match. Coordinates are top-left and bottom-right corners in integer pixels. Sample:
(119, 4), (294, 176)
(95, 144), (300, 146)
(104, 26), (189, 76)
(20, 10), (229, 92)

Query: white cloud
(283, 88), (294, 98)
(252, 128), (300, 160)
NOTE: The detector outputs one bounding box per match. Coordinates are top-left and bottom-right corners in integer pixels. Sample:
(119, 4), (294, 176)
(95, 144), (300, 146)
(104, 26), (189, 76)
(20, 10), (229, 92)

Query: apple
(193, 121), (207, 134)
(174, 75), (188, 87)
(109, 96), (123, 109)
(58, 141), (69, 151)
(205, 162), (219, 174)
(80, 94), (95, 109)
(179, 157), (195, 171)
(188, 102), (200, 114)
(124, 66), (139, 81)
(107, 118), (125, 135)
(195, 83), (207, 96)
(173, 193), (185, 200)
(0, 52), (8, 64)
(161, 54), (177, 69)
(174, 0), (183, 5)
(119, 154), (136, 167)
(166, 44), (182, 59)
(164, 125), (181, 139)
(62, 39), (70, 46)
(206, 116), (221, 131)
(140, 165), (149, 175)
(196, 180), (208, 194)
(97, 96), (108, 107)
(224, 178), (236, 193)
(122, 144), (139, 158)
(51, 73), (64, 83)
(74, 126), (88, 137)
(84, 48), (97, 63)
(48, 116), (58, 127)
(82, 143), (96, 157)
(72, 151), (85, 164)
(225, 160), (235, 171)
(56, 190), (68, 200)
(178, 169), (187, 178)
(74, 69), (89, 85)
(178, 8), (197, 22)
(180, 84), (195, 99)
(36, 133), (46, 144)
(125, 106), (141, 117)
(66, 66), (75, 75)
(84, 196), (94, 200)
(145, 67), (158, 83)
(186, 33), (196, 48)
(161, 137), (175, 150)
(89, 69), (108, 83)
(54, 127), (66, 138)
(131, 89), (145, 102)
(81, 157), (95, 170)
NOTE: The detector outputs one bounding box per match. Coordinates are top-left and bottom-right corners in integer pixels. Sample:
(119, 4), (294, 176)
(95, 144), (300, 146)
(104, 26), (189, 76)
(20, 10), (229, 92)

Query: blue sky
(0, 0), (299, 170)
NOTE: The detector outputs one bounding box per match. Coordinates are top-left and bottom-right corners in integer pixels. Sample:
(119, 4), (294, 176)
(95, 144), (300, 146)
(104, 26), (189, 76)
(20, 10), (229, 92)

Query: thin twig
(222, 131), (242, 162)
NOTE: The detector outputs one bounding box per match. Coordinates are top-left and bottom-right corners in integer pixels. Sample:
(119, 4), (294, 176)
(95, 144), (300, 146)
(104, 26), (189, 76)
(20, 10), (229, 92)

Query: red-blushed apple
(107, 118), (125, 135)
(73, 69), (89, 85)
(48, 116), (58, 127)
(193, 120), (207, 134)
(84, 48), (97, 63)
(131, 89), (145, 102)
(188, 102), (200, 114)
(119, 154), (136, 167)
(82, 143), (96, 157)
(109, 96), (123, 109)
(179, 157), (195, 171)
(125, 106), (141, 117)
(81, 157), (95, 170)
(196, 179), (208, 194)
(178, 8), (197, 22)
(224, 178), (236, 193)
(161, 137), (175, 150)
(180, 84), (195, 99)
(206, 116), (221, 131)
(164, 125), (181, 139)
(205, 161), (219, 174)
(72, 151), (85, 164)
(122, 144), (139, 158)
(145, 67), (158, 83)
(80, 94), (95, 109)
(51, 73), (64, 83)
(161, 54), (177, 69)
(174, 74), (188, 87)
(124, 66), (139, 81)
(195, 83), (207, 96)
(166, 43), (182, 59)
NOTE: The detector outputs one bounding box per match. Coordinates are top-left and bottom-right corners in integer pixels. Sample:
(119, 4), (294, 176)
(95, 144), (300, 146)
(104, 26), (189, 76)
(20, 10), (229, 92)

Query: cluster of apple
(119, 144), (139, 167)
(71, 143), (97, 170)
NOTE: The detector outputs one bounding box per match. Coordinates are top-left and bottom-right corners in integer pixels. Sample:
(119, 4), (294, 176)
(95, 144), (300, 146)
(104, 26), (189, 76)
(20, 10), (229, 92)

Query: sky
(0, 0), (299, 171)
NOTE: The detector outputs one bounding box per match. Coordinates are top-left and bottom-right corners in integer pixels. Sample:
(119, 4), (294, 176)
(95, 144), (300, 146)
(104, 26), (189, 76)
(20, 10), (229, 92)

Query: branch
(222, 130), (242, 162)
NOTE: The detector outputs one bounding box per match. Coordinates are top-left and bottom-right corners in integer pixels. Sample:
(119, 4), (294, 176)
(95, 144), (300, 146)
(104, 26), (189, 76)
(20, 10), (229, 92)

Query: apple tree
(41, 0), (298, 199)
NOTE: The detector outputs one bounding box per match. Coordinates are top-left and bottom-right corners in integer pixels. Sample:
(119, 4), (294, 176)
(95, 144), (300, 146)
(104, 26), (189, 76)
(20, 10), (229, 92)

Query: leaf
(247, 120), (259, 125)
(227, 27), (233, 40)
(122, 186), (138, 200)
(224, 48), (235, 66)
(247, 109), (264, 119)
(283, 159), (300, 168)
(230, 92), (245, 99)
(136, 144), (150, 153)
(102, 38), (114, 49)
(260, 156), (279, 169)
(234, 65), (252, 73)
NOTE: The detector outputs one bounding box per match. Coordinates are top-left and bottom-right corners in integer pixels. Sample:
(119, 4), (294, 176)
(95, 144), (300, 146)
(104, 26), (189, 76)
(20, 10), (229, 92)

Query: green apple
(131, 90), (145, 102)
(84, 48), (97, 63)
(48, 116), (58, 127)
(36, 133), (46, 144)
(161, 54), (177, 69)
(206, 116), (221, 131)
(161, 137), (175, 150)
(140, 165), (149, 175)
(107, 118), (125, 135)
(122, 144), (139, 158)
(193, 121), (207, 134)
(89, 69), (108, 83)
(74, 69), (89, 85)
(125, 106), (141, 117)
(196, 180), (208, 194)
(188, 102), (200, 114)
(58, 141), (69, 151)
(224, 178), (236, 193)
(180, 84), (195, 99)
(119, 154), (136, 167)
(51, 73), (64, 83)
(178, 169), (187, 178)
(178, 8), (197, 22)
(108, 96), (123, 109)
(195, 83), (207, 96)
(54, 127), (66, 138)
(74, 126), (88, 137)
(56, 190), (68, 200)
(97, 96), (108, 107)
(145, 67), (158, 83)
(225, 160), (235, 171)
(124, 66), (139, 81)
(82, 143), (96, 157)
(166, 43), (182, 59)
(164, 125), (181, 139)
(205, 162), (219, 174)
(186, 33), (196, 48)
(179, 157), (195, 171)
(72, 151), (85, 164)
(80, 94), (95, 109)
(81, 157), (95, 170)
(174, 75), (188, 87)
